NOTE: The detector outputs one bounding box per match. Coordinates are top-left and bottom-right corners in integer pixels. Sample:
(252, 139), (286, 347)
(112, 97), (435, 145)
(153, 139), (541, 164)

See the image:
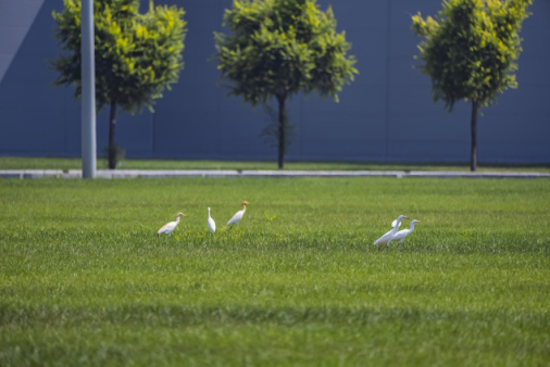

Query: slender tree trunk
(108, 100), (117, 170)
(277, 94), (286, 170)
(470, 100), (478, 172)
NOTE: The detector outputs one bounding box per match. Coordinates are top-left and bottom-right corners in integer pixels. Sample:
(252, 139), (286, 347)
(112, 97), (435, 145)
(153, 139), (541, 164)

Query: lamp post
(81, 0), (96, 178)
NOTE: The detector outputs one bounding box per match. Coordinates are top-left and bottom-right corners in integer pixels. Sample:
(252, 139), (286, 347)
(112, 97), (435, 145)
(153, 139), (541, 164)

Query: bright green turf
(1, 156), (550, 172)
(1, 177), (549, 366)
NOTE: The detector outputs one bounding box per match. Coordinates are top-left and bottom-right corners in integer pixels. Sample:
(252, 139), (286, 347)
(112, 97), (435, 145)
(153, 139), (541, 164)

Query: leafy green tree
(214, 0), (358, 169)
(52, 0), (186, 169)
(412, 0), (531, 171)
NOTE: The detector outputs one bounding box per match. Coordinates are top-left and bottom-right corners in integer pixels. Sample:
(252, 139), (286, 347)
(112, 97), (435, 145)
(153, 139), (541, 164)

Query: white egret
(157, 212), (187, 236)
(207, 207), (216, 233)
(227, 201), (250, 226)
(391, 219), (402, 228)
(390, 220), (421, 246)
(373, 215), (408, 246)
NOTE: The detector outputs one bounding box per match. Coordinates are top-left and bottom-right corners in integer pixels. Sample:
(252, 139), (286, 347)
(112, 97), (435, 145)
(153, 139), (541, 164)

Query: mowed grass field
(1, 156), (550, 172)
(1, 177), (549, 366)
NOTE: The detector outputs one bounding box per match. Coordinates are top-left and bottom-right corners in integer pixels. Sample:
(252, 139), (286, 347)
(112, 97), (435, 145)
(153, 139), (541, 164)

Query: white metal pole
(81, 0), (96, 178)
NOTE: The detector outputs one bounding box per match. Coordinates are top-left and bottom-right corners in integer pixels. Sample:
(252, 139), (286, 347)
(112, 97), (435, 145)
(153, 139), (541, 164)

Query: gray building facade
(1, 0), (549, 163)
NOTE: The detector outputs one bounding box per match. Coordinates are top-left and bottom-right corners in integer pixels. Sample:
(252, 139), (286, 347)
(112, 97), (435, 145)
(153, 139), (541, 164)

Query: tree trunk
(108, 100), (117, 170)
(277, 94), (286, 170)
(470, 100), (478, 172)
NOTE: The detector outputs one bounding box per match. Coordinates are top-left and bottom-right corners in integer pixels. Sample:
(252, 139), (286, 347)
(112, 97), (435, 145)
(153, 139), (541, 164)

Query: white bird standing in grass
(207, 207), (216, 233)
(390, 220), (421, 246)
(157, 212), (187, 236)
(391, 219), (402, 229)
(227, 201), (250, 226)
(373, 215), (408, 246)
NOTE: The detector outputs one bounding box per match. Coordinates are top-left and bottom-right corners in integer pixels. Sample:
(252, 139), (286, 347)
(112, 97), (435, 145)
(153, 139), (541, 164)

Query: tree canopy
(412, 0), (532, 111)
(52, 0), (186, 113)
(52, 0), (187, 168)
(412, 0), (531, 171)
(214, 0), (358, 168)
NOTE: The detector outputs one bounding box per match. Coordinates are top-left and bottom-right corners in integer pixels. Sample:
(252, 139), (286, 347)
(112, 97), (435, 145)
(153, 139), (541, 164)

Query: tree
(214, 0), (358, 169)
(52, 0), (187, 169)
(412, 0), (531, 171)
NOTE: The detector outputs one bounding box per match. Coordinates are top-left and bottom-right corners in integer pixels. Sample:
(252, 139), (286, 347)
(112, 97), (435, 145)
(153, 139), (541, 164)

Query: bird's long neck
(208, 208), (211, 218)
(409, 222), (416, 231)
(392, 219), (404, 234)
(242, 205), (247, 213)
(175, 216), (181, 224)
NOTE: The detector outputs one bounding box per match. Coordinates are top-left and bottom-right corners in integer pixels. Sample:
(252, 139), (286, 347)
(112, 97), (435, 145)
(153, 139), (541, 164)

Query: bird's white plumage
(227, 209), (244, 225)
(373, 215), (408, 246)
(208, 207), (216, 233)
(158, 218), (180, 235)
(390, 220), (420, 244)
(227, 201), (249, 226)
(373, 229), (393, 246)
(391, 219), (402, 228)
(391, 229), (411, 242)
(157, 213), (186, 235)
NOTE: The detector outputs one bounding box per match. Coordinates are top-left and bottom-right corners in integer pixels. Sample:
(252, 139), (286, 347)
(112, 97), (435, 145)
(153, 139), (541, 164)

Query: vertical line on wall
(216, 0), (223, 159)
(151, 111), (156, 156)
(385, 0), (392, 158)
(300, 93), (304, 157)
(217, 89), (222, 159)
(63, 86), (68, 156)
(216, 86), (222, 158)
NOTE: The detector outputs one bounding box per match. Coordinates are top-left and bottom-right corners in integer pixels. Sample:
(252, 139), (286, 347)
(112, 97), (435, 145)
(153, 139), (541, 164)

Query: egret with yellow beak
(157, 212), (188, 235)
(389, 220), (421, 246)
(227, 201), (250, 226)
(373, 215), (408, 246)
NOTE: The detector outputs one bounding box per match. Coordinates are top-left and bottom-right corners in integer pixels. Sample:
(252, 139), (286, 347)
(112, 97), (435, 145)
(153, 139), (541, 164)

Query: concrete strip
(22, 170), (63, 179)
(0, 170), (63, 178)
(408, 171), (550, 179)
(67, 169), (243, 178)
(1, 170), (549, 179)
(62, 170), (550, 179)
(0, 170), (23, 179)
(240, 170), (405, 178)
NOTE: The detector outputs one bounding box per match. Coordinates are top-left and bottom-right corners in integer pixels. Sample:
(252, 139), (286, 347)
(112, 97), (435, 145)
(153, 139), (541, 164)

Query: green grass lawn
(1, 156), (550, 172)
(1, 177), (549, 366)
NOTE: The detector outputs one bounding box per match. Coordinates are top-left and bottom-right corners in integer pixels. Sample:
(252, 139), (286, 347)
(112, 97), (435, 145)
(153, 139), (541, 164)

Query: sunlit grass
(1, 177), (549, 366)
(1, 156), (549, 172)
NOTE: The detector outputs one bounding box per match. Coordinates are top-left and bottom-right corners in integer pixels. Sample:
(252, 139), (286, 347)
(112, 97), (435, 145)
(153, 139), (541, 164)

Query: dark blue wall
(1, 0), (549, 162)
